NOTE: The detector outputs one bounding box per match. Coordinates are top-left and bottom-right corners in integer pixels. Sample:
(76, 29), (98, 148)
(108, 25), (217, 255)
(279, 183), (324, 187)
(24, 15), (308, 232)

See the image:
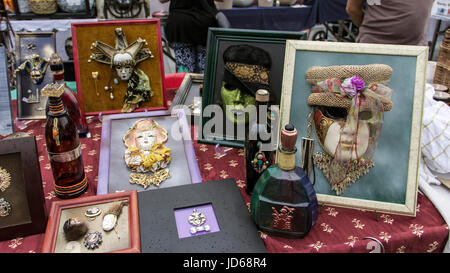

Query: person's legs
(195, 45), (207, 74)
(171, 42), (196, 73)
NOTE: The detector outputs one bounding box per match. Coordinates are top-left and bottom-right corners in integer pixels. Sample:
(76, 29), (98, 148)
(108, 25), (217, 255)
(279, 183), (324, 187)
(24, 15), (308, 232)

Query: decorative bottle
(250, 124), (318, 238)
(47, 53), (89, 138)
(245, 89), (274, 195)
(42, 83), (88, 199)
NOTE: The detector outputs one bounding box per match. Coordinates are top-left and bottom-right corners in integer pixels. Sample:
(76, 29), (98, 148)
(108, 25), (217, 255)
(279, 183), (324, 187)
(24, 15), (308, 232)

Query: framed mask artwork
(41, 191), (140, 253)
(14, 32), (56, 120)
(280, 40), (428, 216)
(198, 28), (307, 148)
(0, 46), (14, 136)
(72, 19), (168, 116)
(0, 136), (47, 241)
(97, 110), (201, 195)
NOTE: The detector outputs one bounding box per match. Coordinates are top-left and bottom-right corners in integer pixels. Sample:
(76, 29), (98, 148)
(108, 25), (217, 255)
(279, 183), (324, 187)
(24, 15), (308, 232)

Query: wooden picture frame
(97, 110), (202, 195)
(0, 136), (47, 241)
(15, 32), (56, 120)
(198, 28), (306, 148)
(41, 191), (140, 253)
(0, 46), (14, 136)
(72, 19), (168, 116)
(280, 40), (428, 216)
(169, 73), (203, 125)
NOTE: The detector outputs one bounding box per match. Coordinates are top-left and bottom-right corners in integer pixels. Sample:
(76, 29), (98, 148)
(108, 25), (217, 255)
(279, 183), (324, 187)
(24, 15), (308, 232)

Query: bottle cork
(255, 89), (270, 102)
(278, 124), (298, 170)
(281, 124), (298, 151)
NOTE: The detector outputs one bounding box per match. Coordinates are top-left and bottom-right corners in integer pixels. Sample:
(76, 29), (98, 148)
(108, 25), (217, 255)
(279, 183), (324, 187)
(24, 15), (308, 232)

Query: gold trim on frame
(278, 40), (428, 216)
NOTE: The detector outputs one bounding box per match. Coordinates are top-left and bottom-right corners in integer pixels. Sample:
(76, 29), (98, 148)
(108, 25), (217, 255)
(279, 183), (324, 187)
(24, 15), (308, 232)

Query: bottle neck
(52, 71), (65, 84)
(47, 96), (67, 116)
(255, 100), (268, 123)
(277, 146), (297, 171)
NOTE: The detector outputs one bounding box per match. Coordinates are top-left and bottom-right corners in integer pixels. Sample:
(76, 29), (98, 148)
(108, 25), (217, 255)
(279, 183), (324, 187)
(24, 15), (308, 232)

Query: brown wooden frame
(0, 136), (47, 241)
(41, 191), (140, 253)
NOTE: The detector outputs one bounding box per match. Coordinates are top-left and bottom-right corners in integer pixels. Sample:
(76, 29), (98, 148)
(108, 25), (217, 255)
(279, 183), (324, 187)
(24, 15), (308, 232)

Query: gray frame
(0, 46), (14, 136)
(97, 110), (202, 195)
(169, 73), (203, 125)
(15, 32), (56, 120)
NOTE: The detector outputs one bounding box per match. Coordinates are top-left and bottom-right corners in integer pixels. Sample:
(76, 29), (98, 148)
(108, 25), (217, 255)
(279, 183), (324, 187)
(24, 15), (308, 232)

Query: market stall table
(220, 1), (349, 32)
(0, 74), (448, 253)
(221, 5), (314, 31)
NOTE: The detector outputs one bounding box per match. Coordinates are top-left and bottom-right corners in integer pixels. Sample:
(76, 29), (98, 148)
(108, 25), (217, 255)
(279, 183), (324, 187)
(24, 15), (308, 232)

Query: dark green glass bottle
(250, 124), (318, 238)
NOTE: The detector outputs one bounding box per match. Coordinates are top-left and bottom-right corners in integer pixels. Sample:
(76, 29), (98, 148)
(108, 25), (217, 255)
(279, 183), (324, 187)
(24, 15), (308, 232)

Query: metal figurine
(14, 54), (49, 85)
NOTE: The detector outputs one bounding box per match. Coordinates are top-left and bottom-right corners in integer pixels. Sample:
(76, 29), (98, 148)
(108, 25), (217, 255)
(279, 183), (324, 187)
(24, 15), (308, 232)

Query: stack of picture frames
(40, 19), (204, 253)
(71, 21), (201, 194)
(279, 40), (428, 216)
(196, 28), (307, 148)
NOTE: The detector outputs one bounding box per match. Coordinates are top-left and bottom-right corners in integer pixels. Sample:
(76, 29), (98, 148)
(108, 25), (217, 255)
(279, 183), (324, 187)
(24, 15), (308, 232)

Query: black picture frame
(138, 178), (266, 253)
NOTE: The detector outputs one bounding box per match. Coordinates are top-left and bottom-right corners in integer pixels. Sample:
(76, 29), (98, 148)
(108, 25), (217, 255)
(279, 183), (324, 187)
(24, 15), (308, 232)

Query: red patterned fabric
(0, 83), (448, 253)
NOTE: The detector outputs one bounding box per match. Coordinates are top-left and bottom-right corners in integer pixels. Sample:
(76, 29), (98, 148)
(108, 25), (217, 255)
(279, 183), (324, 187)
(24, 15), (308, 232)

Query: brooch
(84, 231), (103, 249)
(0, 198), (11, 217)
(0, 167), (11, 192)
(188, 209), (210, 234)
(85, 207), (102, 220)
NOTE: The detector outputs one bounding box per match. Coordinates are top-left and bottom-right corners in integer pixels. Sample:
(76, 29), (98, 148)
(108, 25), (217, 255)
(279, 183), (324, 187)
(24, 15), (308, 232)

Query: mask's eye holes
(224, 83), (237, 91)
(319, 106), (347, 120)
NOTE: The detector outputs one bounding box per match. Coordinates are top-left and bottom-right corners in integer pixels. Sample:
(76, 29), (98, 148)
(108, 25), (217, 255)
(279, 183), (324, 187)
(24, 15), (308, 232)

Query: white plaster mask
(314, 108), (371, 162)
(323, 120), (370, 162)
(113, 52), (134, 81)
(136, 130), (156, 151)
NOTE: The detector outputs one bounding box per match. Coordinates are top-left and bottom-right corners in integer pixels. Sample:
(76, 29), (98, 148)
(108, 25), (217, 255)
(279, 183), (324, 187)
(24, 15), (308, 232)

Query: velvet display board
(138, 179), (266, 253)
(97, 110), (202, 195)
(14, 32), (56, 120)
(0, 136), (47, 241)
(42, 191), (140, 253)
(280, 41), (428, 216)
(72, 19), (167, 115)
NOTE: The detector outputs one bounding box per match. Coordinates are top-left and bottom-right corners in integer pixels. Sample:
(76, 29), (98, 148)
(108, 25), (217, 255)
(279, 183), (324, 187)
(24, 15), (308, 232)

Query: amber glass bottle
(48, 53), (89, 138)
(245, 89), (274, 195)
(43, 83), (88, 199)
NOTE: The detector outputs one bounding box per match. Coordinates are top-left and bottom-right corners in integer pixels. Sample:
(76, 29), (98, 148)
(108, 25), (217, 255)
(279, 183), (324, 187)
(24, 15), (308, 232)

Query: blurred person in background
(160, 0), (222, 73)
(346, 0), (434, 46)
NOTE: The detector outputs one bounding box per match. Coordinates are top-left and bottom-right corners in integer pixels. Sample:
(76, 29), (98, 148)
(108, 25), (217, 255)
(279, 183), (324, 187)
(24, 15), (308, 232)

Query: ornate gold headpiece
(88, 27), (154, 66)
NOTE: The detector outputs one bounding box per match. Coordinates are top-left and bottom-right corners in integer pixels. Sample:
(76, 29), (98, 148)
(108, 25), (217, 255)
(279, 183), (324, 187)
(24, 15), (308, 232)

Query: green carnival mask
(220, 82), (256, 124)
